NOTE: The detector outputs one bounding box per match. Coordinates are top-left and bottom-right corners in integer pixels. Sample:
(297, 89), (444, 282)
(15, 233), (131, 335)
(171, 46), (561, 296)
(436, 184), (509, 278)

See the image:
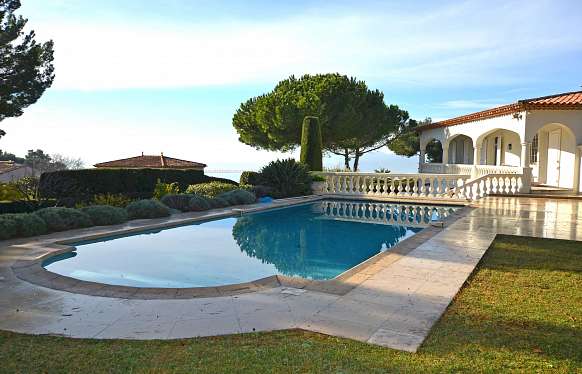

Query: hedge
(34, 207), (93, 232)
(39, 169), (237, 200)
(126, 199), (171, 219)
(0, 213), (47, 240)
(81, 205), (128, 226)
(0, 200), (55, 215)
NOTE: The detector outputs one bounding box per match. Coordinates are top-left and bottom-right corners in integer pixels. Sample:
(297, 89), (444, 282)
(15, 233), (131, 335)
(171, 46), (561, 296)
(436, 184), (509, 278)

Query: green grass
(1, 235), (580, 373)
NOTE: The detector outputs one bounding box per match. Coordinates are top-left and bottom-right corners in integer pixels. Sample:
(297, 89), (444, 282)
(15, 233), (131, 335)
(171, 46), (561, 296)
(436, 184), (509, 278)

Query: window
(530, 134), (539, 164)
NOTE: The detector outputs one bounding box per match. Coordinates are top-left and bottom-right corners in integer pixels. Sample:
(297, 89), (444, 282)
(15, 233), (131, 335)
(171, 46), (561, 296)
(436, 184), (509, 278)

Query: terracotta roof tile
(94, 154), (206, 169)
(418, 90), (582, 131)
(0, 161), (24, 174)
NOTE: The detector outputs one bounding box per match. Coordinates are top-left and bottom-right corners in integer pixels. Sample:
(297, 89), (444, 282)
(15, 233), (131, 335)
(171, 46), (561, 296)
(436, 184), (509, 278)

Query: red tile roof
(0, 161), (25, 174)
(418, 90), (582, 131)
(94, 154), (206, 169)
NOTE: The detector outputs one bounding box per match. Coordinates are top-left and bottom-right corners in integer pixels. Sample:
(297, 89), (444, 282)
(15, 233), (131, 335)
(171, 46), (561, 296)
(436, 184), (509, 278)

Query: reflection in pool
(44, 200), (458, 288)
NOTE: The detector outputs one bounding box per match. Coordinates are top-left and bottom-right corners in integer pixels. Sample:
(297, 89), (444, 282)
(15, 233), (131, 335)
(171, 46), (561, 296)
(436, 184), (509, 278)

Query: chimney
(141, 152), (144, 156)
(160, 152), (165, 167)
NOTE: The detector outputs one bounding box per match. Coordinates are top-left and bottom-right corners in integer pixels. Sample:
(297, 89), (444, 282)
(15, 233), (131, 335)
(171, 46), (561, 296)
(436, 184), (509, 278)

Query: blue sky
(1, 0), (581, 172)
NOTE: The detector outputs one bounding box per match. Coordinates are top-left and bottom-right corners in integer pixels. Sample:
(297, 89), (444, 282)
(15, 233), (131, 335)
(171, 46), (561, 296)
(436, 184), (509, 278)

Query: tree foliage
(387, 117), (442, 163)
(232, 74), (408, 170)
(0, 0), (55, 137)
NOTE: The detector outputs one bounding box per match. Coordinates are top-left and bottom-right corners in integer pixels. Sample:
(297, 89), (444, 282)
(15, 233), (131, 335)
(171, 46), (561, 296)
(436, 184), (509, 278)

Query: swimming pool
(43, 200), (459, 288)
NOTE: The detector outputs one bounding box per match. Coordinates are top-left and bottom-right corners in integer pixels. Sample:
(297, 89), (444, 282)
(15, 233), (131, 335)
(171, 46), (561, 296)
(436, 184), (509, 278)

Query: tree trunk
(353, 150), (361, 171)
(343, 149), (351, 170)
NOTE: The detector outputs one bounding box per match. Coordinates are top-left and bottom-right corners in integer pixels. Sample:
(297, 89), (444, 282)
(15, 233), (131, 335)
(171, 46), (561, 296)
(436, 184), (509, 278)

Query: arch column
(442, 144), (449, 164)
(520, 142), (531, 167)
(575, 145), (582, 194)
(520, 142), (532, 193)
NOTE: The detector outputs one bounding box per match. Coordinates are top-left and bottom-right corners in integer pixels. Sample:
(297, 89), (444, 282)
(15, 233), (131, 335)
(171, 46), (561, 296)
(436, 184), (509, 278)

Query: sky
(1, 0), (581, 173)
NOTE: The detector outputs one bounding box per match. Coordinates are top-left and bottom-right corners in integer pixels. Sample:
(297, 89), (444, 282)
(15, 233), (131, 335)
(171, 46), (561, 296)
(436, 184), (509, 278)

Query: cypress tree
(300, 116), (323, 171)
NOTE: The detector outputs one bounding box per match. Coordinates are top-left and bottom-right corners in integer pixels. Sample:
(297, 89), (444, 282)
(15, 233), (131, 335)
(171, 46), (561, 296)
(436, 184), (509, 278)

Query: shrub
(310, 173), (326, 182)
(81, 205), (128, 226)
(34, 207), (93, 232)
(188, 195), (212, 211)
(239, 171), (261, 186)
(218, 189), (257, 205)
(0, 183), (25, 201)
(185, 181), (238, 198)
(92, 193), (133, 208)
(258, 159), (312, 198)
(160, 194), (196, 212)
(39, 169), (236, 200)
(125, 199), (170, 219)
(153, 179), (180, 199)
(299, 116), (323, 171)
(0, 213), (47, 240)
(209, 196), (230, 208)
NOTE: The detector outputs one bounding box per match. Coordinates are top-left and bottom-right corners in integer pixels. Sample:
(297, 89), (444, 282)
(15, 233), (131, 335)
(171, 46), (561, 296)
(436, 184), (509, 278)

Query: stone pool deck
(1, 196), (581, 352)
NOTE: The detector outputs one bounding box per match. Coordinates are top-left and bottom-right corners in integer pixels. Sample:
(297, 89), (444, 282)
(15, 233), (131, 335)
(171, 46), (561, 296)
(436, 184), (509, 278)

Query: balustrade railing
(319, 172), (470, 200)
(419, 163), (521, 177)
(318, 171), (527, 201)
(457, 173), (525, 200)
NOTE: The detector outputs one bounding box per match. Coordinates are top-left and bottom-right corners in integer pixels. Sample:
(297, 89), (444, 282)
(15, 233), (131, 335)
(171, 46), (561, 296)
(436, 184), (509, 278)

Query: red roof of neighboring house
(94, 154), (206, 169)
(418, 90), (582, 131)
(0, 161), (24, 174)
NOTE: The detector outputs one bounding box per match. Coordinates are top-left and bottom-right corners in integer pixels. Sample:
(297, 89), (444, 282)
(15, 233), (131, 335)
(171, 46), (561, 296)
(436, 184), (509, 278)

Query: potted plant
(310, 173), (326, 194)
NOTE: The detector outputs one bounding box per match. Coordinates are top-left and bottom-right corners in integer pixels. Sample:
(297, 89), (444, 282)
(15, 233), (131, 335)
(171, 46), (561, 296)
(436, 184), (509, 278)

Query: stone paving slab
(1, 196), (581, 352)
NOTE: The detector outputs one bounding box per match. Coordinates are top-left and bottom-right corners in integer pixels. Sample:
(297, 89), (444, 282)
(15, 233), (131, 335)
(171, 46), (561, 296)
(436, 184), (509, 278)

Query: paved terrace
(0, 197), (581, 352)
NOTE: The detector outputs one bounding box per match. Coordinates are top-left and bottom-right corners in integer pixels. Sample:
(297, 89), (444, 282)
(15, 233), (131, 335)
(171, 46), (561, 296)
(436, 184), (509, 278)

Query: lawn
(0, 235), (580, 373)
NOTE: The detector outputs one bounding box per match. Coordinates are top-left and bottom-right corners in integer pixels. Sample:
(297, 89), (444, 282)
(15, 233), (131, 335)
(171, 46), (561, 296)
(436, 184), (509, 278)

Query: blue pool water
(44, 200), (458, 288)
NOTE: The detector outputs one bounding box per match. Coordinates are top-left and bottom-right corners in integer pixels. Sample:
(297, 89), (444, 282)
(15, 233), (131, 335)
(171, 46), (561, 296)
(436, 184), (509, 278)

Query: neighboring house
(94, 153), (207, 171)
(0, 161), (38, 182)
(417, 91), (582, 193)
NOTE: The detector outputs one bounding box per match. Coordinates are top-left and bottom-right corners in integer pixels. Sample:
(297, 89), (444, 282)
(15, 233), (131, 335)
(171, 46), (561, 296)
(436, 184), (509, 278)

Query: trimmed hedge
(39, 169), (236, 200)
(218, 190), (257, 205)
(209, 196), (230, 208)
(0, 213), (47, 240)
(0, 200), (55, 214)
(185, 181), (238, 198)
(239, 171), (261, 186)
(34, 207), (93, 232)
(126, 199), (171, 219)
(81, 205), (128, 226)
(160, 194), (196, 212)
(187, 195), (211, 211)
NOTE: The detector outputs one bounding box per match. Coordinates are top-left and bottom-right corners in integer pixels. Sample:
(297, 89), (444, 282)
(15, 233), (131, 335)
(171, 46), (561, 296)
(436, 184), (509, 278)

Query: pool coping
(10, 196), (471, 299)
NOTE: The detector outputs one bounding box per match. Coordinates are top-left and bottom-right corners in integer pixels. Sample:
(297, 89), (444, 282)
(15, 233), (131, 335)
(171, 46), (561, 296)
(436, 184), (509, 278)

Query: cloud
(29, 0), (581, 91)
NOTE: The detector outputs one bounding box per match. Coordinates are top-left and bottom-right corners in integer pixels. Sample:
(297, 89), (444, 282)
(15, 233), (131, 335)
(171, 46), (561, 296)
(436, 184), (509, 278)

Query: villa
(416, 91), (582, 193)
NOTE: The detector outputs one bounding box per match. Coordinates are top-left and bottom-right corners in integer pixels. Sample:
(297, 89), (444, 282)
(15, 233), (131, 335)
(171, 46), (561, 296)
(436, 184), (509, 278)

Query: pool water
(44, 200), (458, 288)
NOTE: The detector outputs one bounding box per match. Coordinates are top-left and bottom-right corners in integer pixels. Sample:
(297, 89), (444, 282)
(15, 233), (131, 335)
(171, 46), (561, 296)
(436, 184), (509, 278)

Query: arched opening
(533, 123), (576, 188)
(446, 134), (474, 164)
(476, 129), (522, 167)
(424, 139), (443, 163)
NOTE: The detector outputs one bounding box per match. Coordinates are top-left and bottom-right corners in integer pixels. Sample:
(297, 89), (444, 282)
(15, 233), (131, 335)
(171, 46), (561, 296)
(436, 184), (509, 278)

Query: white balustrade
(319, 171), (526, 201)
(419, 163), (521, 177)
(320, 172), (470, 200)
(457, 173), (524, 200)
